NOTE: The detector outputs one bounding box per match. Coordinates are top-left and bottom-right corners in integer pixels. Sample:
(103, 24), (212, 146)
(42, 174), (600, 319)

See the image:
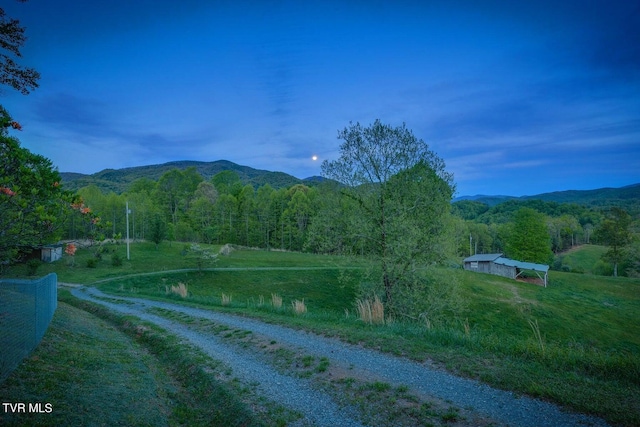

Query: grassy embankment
(0, 287), (297, 426)
(3, 242), (639, 426)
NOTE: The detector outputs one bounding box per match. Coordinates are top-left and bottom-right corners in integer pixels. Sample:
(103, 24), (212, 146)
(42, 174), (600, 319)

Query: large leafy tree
(155, 167), (203, 225)
(595, 207), (632, 277)
(148, 213), (167, 249)
(321, 120), (456, 314)
(505, 208), (553, 264)
(0, 1), (62, 269)
(305, 183), (356, 254)
(236, 184), (257, 246)
(282, 185), (315, 251)
(0, 111), (74, 266)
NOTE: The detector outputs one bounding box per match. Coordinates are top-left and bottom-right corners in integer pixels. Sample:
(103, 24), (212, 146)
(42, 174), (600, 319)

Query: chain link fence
(0, 273), (58, 383)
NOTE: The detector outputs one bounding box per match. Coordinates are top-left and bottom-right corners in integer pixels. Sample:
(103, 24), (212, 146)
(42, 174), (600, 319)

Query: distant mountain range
(60, 160), (328, 193)
(452, 183), (640, 206)
(60, 160), (640, 209)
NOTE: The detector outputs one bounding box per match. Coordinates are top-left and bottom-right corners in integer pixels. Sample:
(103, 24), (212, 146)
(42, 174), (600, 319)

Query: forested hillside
(454, 183), (640, 213)
(65, 159), (639, 212)
(58, 157), (640, 279)
(60, 160), (326, 193)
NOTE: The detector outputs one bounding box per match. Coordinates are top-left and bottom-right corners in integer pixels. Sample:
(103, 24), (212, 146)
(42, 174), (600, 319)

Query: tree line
(451, 199), (639, 276)
(68, 168), (319, 253)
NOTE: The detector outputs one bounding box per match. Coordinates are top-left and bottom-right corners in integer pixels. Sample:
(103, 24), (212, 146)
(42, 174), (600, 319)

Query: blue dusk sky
(2, 0), (639, 196)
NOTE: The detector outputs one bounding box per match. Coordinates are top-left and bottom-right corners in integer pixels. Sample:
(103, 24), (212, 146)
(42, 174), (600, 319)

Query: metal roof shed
(494, 257), (549, 287)
(463, 254), (503, 262)
(463, 254), (550, 287)
(463, 253), (503, 274)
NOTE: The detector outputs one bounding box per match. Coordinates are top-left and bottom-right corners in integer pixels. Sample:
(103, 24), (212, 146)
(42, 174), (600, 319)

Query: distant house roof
(494, 257), (549, 272)
(463, 253), (503, 263)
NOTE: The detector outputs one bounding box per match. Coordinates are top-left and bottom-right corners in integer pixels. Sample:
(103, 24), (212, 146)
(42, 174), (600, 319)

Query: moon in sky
(312, 155), (318, 161)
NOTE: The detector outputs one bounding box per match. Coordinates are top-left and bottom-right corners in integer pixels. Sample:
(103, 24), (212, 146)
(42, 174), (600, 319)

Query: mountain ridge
(453, 183), (640, 206)
(60, 159), (324, 193)
(60, 159), (639, 208)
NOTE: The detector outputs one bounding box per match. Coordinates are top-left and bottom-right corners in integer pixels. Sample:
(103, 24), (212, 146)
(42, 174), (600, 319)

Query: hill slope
(60, 160), (322, 193)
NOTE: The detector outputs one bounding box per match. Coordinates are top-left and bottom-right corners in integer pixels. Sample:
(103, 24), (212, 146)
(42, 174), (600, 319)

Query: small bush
(219, 244), (234, 256)
(371, 381), (391, 392)
(26, 258), (41, 276)
(86, 258), (98, 268)
(593, 260), (614, 276)
(111, 252), (123, 267)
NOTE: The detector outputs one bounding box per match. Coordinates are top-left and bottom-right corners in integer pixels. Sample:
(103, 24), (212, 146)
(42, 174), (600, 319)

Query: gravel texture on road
(71, 286), (609, 427)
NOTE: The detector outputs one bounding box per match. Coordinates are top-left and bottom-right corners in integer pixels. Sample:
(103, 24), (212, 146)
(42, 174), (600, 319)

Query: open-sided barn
(463, 253), (549, 287)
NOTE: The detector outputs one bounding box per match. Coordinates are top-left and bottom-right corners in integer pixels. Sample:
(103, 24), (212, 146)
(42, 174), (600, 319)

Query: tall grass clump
(221, 293), (232, 306)
(528, 318), (545, 355)
(356, 295), (385, 325)
(271, 293), (283, 309)
(292, 299), (307, 315)
(166, 283), (188, 298)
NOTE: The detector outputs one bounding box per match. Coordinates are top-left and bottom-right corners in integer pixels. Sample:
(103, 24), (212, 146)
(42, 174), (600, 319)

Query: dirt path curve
(70, 286), (608, 427)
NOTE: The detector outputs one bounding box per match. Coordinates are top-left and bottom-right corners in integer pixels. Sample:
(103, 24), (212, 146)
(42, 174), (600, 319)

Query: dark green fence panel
(0, 273), (57, 382)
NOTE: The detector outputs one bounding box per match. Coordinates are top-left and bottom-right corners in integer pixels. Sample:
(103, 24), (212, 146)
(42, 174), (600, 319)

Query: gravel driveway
(70, 286), (608, 427)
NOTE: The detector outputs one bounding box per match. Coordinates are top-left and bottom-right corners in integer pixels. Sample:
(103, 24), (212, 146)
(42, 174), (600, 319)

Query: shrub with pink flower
(1, 186), (16, 197)
(65, 243), (77, 256)
(65, 243), (77, 266)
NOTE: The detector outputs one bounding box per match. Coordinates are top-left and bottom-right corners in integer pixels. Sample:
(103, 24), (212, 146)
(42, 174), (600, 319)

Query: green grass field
(7, 241), (358, 284)
(555, 244), (609, 274)
(3, 242), (639, 425)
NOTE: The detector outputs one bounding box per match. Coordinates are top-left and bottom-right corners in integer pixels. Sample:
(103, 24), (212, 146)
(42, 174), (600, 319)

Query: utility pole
(126, 202), (131, 260)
